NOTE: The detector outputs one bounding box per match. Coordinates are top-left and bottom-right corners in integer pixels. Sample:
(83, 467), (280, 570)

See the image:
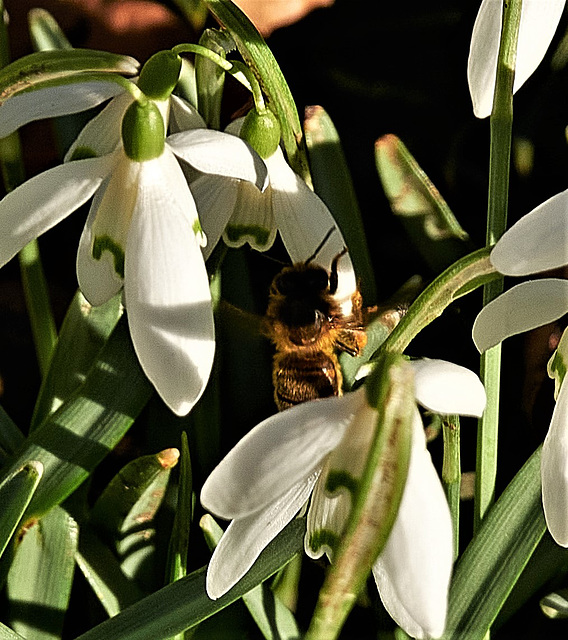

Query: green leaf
(201, 515), (301, 640)
(28, 8), (72, 51)
(0, 622), (26, 640)
(0, 316), (153, 520)
(304, 105), (376, 303)
(0, 461), (43, 559)
(91, 448), (179, 586)
(76, 525), (145, 617)
(443, 447), (546, 640)
(74, 517), (306, 640)
(0, 405), (25, 461)
(6, 506), (78, 640)
(204, 0), (310, 181)
(375, 134), (473, 272)
(0, 49), (138, 101)
(31, 291), (122, 430)
(166, 432), (193, 586)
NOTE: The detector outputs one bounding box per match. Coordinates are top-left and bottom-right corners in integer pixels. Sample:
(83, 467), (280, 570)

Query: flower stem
(442, 415), (461, 560)
(475, 0), (522, 532)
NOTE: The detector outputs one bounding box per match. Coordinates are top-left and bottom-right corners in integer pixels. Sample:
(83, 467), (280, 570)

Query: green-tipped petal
(372, 411), (453, 639)
(201, 391), (365, 520)
(0, 155), (113, 267)
(124, 148), (214, 416)
(473, 279), (568, 352)
(167, 129), (268, 190)
(77, 180), (124, 306)
(0, 82), (124, 138)
(206, 472), (318, 600)
(468, 0), (566, 118)
(65, 91), (133, 162)
(411, 359), (486, 418)
(491, 188), (568, 275)
(542, 379), (568, 546)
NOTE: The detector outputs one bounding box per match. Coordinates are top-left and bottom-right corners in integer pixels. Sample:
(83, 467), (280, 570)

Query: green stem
(172, 43), (253, 93)
(442, 415), (461, 560)
(475, 0), (522, 532)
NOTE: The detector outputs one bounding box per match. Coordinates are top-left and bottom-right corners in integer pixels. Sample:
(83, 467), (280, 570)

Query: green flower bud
(239, 108), (281, 159)
(549, 327), (568, 399)
(138, 50), (182, 100)
(122, 100), (165, 161)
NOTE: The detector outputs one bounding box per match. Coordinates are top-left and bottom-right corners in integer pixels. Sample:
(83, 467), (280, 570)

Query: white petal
(76, 177), (124, 306)
(124, 148), (215, 416)
(304, 458), (352, 561)
(206, 471), (318, 600)
(0, 155), (113, 268)
(200, 389), (366, 520)
(267, 148), (357, 305)
(169, 94), (206, 133)
(472, 279), (568, 352)
(167, 129), (268, 191)
(491, 189), (568, 275)
(412, 359), (487, 417)
(0, 82), (124, 138)
(468, 0), (566, 119)
(542, 379), (568, 546)
(373, 411), (453, 639)
(65, 91), (133, 162)
(189, 175), (238, 260)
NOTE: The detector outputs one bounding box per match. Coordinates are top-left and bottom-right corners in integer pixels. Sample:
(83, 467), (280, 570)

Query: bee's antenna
(305, 227), (337, 265)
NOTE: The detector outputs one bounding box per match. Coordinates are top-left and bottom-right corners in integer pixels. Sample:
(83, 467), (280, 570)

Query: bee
(265, 233), (367, 411)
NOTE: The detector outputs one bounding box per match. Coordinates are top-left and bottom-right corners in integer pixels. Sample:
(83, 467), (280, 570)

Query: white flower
(472, 191), (568, 546)
(468, 0), (565, 118)
(190, 119), (357, 307)
(200, 359), (486, 639)
(0, 91), (267, 416)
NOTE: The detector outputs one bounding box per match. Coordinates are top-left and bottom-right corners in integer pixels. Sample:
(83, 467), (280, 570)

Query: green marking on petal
(308, 529), (339, 555)
(225, 224), (270, 247)
(193, 218), (203, 236)
(325, 470), (359, 496)
(68, 146), (99, 161)
(93, 235), (125, 279)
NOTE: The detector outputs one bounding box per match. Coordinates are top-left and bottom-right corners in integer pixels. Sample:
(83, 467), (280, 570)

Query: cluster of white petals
(0, 80), (267, 416)
(201, 359), (486, 639)
(473, 189), (568, 547)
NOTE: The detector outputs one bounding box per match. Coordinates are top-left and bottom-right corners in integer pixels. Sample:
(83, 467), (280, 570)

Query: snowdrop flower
(468, 0), (565, 118)
(190, 109), (357, 307)
(201, 359), (486, 639)
(472, 190), (568, 546)
(0, 55), (267, 416)
(472, 188), (568, 354)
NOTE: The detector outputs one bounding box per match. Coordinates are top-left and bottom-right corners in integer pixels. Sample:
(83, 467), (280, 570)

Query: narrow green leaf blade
(76, 525), (144, 617)
(0, 405), (25, 461)
(31, 291), (122, 430)
(0, 461), (43, 558)
(7, 506), (78, 640)
(204, 0), (309, 180)
(0, 317), (153, 520)
(443, 447), (546, 640)
(74, 517), (306, 640)
(304, 105), (376, 303)
(28, 8), (72, 51)
(0, 622), (26, 640)
(0, 49), (138, 101)
(375, 134), (473, 272)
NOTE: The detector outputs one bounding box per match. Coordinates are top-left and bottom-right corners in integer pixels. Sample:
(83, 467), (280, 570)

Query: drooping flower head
(201, 358), (486, 638)
(0, 50), (268, 416)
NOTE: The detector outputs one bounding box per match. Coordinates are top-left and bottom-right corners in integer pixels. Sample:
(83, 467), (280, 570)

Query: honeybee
(265, 236), (367, 411)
